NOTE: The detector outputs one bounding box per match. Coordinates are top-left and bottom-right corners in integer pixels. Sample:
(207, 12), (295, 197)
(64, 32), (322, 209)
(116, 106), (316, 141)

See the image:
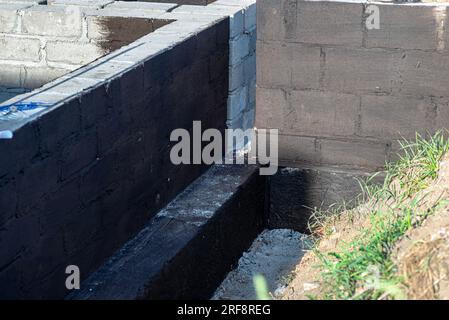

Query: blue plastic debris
(0, 130), (13, 139)
(0, 101), (51, 115)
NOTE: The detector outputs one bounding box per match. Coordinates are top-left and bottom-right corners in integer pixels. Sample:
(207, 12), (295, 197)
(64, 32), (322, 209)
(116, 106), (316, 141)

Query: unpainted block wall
(256, 0), (449, 171)
(0, 18), (229, 299)
(169, 0), (257, 137)
(0, 2), (169, 90)
(136, 0), (217, 4)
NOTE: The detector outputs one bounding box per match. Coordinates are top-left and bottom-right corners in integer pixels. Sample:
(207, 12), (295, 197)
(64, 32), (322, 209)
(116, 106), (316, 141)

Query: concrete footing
(69, 164), (265, 300)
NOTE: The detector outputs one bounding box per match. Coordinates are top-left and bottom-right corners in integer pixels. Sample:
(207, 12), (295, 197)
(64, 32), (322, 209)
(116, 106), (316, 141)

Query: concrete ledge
(68, 165), (266, 300)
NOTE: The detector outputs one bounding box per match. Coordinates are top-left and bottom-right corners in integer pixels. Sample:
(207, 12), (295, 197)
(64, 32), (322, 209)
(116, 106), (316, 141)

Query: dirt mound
(282, 153), (449, 300)
(281, 207), (370, 300)
(393, 157), (449, 299)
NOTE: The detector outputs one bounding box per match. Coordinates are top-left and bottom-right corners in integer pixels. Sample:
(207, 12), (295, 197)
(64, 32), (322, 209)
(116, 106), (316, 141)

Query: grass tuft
(312, 131), (449, 300)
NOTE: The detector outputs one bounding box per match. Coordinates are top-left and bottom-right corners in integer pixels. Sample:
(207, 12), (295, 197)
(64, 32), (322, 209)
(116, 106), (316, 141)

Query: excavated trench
(1, 0), (405, 300)
(68, 163), (375, 300)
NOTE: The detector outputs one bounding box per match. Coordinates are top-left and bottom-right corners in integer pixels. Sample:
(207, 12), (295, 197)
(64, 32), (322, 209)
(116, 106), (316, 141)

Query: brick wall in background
(0, 18), (229, 299)
(256, 0), (449, 171)
(0, 2), (171, 89)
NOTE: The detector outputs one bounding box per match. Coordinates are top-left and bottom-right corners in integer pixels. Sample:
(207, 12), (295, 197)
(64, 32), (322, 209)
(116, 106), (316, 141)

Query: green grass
(253, 274), (271, 300)
(312, 131), (449, 300)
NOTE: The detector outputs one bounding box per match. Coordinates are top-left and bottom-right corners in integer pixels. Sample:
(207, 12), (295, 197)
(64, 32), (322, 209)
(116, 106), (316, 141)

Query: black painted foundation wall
(0, 18), (229, 299)
(268, 166), (384, 232)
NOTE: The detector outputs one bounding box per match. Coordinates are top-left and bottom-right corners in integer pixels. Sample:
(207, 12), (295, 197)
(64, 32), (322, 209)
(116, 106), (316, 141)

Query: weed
(312, 131), (449, 300)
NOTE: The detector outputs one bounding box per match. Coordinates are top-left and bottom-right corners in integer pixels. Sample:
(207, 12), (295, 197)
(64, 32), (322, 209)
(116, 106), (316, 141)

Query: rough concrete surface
(256, 0), (449, 171)
(213, 229), (312, 300)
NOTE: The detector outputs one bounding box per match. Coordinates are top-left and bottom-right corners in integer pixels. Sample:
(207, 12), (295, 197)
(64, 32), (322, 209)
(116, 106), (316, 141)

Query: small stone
(303, 282), (320, 292)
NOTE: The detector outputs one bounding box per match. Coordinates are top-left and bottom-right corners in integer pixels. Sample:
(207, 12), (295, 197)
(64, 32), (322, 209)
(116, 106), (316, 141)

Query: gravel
(212, 229), (312, 300)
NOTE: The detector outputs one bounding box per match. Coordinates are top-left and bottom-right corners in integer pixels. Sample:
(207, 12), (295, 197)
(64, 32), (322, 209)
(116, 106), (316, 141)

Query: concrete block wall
(0, 0), (171, 90)
(217, 0), (256, 133)
(0, 2), (230, 298)
(168, 0), (257, 140)
(1, 0), (256, 138)
(256, 0), (449, 171)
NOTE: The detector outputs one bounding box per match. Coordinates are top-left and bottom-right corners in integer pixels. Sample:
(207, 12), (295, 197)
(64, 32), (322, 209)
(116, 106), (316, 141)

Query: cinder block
(323, 47), (403, 95)
(435, 98), (449, 132)
(444, 6), (449, 53)
(243, 107), (255, 130)
(22, 6), (82, 37)
(0, 3), (28, 33)
(106, 1), (177, 12)
(398, 50), (449, 98)
(256, 0), (279, 41)
(0, 179), (17, 226)
(229, 61), (245, 92)
(227, 7), (247, 38)
(278, 134), (319, 165)
(320, 138), (388, 169)
(47, 41), (104, 65)
(257, 41), (320, 89)
(257, 0), (296, 41)
(49, 0), (113, 7)
(226, 107), (254, 131)
(1, 0), (45, 4)
(0, 215), (39, 285)
(37, 99), (81, 152)
(285, 90), (359, 136)
(16, 156), (60, 214)
(0, 122), (39, 179)
(290, 43), (321, 90)
(248, 77), (256, 106)
(60, 131), (98, 180)
(255, 87), (285, 130)
(230, 33), (250, 65)
(22, 67), (70, 89)
(243, 53), (255, 84)
(228, 86), (248, 120)
(195, 23), (218, 59)
(360, 94), (434, 139)
(295, 1), (363, 47)
(0, 36), (40, 62)
(248, 26), (256, 53)
(0, 65), (24, 87)
(173, 4), (244, 38)
(244, 2), (256, 33)
(366, 5), (438, 50)
(257, 41), (290, 88)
